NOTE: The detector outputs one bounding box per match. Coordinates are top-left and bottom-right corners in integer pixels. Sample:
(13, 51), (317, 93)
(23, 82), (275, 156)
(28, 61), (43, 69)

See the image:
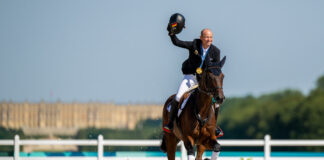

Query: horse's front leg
(210, 141), (221, 160)
(183, 137), (195, 160)
(196, 145), (206, 160)
(203, 137), (221, 160)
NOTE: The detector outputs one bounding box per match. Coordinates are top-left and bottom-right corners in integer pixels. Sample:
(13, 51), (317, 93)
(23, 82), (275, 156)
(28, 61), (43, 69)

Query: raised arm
(169, 34), (192, 49)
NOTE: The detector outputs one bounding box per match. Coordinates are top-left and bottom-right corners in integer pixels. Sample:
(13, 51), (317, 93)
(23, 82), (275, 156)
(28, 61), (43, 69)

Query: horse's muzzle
(215, 95), (225, 104)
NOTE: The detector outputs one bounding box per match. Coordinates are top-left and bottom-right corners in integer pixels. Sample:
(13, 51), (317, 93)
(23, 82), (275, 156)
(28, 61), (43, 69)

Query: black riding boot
(163, 100), (179, 133)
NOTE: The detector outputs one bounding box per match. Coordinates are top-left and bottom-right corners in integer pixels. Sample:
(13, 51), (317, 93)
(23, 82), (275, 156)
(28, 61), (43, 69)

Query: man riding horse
(163, 13), (224, 137)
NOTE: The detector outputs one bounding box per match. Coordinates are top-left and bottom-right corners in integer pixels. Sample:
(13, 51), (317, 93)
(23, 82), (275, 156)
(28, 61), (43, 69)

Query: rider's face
(200, 30), (213, 48)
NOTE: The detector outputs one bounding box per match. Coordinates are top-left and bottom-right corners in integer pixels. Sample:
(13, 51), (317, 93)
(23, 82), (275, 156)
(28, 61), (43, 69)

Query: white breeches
(175, 74), (198, 102)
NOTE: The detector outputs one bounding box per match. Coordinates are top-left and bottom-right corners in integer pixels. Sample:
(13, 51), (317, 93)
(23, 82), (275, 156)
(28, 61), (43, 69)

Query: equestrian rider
(163, 13), (223, 136)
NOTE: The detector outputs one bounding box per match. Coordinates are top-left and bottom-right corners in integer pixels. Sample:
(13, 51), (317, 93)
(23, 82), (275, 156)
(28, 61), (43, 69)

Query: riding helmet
(168, 13), (185, 34)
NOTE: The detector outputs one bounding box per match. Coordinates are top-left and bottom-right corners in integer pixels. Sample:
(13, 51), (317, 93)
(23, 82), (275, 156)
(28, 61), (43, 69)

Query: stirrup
(163, 126), (171, 133)
(216, 127), (224, 138)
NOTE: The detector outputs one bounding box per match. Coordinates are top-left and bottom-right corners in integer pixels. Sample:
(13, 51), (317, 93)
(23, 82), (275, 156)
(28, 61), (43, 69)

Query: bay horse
(160, 56), (226, 160)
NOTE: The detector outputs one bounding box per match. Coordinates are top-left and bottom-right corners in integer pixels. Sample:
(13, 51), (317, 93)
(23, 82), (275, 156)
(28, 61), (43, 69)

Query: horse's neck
(195, 91), (212, 117)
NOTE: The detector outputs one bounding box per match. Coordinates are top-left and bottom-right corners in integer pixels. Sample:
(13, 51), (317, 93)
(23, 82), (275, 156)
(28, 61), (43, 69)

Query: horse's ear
(219, 56), (226, 68)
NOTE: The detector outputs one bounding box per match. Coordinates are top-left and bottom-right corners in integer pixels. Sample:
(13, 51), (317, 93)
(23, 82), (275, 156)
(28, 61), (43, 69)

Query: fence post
(180, 141), (187, 160)
(98, 134), (103, 160)
(14, 135), (20, 160)
(264, 134), (271, 160)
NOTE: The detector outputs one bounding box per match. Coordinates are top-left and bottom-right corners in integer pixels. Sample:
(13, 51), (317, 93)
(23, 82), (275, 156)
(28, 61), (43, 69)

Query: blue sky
(1, 0), (324, 103)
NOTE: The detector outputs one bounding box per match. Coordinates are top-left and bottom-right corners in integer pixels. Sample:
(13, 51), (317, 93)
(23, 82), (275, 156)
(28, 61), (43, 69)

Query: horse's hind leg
(160, 135), (167, 153)
(164, 134), (179, 160)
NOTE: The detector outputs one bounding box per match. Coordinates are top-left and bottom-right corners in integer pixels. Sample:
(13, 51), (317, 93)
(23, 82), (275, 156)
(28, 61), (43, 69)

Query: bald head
(200, 28), (213, 49)
(200, 28), (213, 36)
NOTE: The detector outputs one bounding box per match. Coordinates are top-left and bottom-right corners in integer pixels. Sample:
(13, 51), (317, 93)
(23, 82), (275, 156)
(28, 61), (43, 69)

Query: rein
(193, 89), (214, 128)
(195, 68), (223, 128)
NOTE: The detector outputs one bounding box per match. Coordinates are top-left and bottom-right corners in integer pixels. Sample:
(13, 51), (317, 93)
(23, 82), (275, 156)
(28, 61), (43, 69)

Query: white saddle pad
(167, 93), (191, 117)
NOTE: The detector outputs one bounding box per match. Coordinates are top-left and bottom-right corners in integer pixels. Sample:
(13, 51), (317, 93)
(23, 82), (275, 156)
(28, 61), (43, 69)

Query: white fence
(0, 134), (323, 160)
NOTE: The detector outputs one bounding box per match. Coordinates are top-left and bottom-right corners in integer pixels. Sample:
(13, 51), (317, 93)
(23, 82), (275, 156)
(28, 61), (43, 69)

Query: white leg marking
(211, 151), (220, 160)
(188, 154), (195, 160)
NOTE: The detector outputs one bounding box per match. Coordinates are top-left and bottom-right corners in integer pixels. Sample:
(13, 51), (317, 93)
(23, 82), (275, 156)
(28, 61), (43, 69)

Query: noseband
(198, 86), (222, 97)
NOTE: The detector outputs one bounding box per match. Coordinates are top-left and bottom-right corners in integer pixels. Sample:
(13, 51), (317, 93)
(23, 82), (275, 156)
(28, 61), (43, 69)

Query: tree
(316, 74), (324, 91)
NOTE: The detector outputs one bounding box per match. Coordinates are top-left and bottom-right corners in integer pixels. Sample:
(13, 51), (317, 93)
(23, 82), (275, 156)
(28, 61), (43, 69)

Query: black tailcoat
(170, 35), (220, 74)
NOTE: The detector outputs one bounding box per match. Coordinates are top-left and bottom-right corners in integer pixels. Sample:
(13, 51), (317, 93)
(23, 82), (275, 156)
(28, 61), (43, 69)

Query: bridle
(198, 86), (222, 97)
(198, 66), (223, 97)
(195, 66), (223, 128)
(193, 57), (226, 128)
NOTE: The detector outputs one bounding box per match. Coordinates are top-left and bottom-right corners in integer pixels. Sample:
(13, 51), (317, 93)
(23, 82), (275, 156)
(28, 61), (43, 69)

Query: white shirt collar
(202, 46), (210, 56)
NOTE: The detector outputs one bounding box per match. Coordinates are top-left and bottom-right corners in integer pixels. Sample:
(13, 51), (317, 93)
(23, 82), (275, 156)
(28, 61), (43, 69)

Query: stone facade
(0, 101), (163, 135)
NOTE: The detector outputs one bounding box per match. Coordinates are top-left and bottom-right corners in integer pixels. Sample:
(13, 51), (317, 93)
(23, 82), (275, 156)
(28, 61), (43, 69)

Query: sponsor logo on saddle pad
(167, 94), (191, 117)
(167, 94), (220, 117)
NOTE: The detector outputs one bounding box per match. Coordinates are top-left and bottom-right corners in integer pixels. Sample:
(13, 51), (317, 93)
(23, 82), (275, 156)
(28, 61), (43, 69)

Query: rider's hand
(167, 23), (175, 36)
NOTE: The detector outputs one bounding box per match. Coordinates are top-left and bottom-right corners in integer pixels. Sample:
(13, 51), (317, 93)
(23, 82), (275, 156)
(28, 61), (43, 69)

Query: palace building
(0, 101), (163, 135)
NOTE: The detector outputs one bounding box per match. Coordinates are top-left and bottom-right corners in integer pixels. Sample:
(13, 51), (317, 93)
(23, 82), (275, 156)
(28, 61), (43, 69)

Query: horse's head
(199, 56), (226, 104)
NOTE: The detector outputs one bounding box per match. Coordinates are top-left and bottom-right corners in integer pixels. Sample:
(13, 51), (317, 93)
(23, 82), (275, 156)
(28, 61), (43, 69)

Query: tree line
(0, 74), (323, 152)
(219, 74), (324, 140)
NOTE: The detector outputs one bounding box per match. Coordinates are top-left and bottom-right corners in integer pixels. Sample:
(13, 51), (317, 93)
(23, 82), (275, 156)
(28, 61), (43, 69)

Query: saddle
(167, 85), (198, 117)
